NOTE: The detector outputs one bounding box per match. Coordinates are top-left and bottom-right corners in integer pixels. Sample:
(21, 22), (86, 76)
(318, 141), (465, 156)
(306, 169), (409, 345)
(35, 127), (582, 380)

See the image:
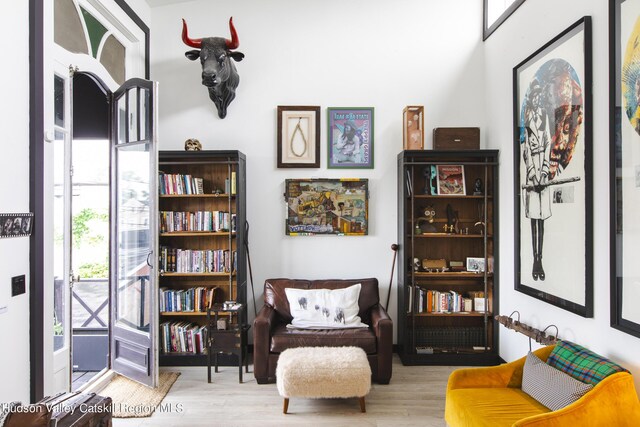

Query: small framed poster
(436, 165), (466, 195)
(328, 108), (374, 169)
(0, 213), (34, 238)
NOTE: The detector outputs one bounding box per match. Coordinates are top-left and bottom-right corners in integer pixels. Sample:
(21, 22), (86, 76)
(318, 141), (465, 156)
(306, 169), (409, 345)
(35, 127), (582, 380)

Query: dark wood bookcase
(158, 150), (246, 366)
(397, 150), (501, 365)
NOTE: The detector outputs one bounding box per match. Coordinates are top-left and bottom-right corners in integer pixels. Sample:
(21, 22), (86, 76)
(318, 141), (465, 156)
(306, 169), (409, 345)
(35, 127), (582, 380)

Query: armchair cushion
(547, 340), (628, 385)
(522, 351), (593, 411)
(270, 323), (377, 354)
(284, 283), (368, 329)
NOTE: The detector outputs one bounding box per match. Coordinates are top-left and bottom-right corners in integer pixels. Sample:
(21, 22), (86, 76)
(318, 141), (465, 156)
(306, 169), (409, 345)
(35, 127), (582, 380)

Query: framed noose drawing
(277, 106), (321, 168)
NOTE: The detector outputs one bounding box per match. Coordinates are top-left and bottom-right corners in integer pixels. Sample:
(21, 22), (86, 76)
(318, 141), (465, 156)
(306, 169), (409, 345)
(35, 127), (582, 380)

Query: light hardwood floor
(113, 355), (457, 427)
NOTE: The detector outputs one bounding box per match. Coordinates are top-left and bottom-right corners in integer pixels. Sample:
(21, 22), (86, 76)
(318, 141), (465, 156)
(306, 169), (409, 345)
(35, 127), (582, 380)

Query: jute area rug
(99, 371), (180, 418)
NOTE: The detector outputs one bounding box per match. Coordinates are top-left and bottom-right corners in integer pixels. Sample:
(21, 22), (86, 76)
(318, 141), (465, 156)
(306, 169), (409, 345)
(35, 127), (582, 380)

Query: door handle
(146, 251), (153, 268)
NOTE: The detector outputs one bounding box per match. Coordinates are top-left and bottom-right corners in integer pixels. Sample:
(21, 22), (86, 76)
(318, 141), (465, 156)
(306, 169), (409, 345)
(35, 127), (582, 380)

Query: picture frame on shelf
(610, 0), (640, 337)
(436, 165), (466, 195)
(513, 16), (593, 317)
(466, 257), (485, 273)
(327, 107), (374, 169)
(0, 213), (34, 238)
(277, 106), (320, 168)
(284, 178), (368, 236)
(403, 106), (424, 150)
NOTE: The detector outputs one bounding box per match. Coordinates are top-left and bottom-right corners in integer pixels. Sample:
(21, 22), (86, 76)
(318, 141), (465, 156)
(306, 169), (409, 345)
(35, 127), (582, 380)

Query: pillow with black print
(522, 351), (593, 411)
(284, 283), (368, 329)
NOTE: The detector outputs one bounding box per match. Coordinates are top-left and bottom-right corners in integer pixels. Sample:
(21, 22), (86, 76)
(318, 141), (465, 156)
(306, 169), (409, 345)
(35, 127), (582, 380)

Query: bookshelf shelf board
(160, 194), (236, 199)
(411, 195), (493, 200)
(160, 272), (235, 277)
(413, 272), (494, 279)
(160, 311), (208, 316)
(412, 311), (491, 317)
(412, 234), (493, 239)
(160, 231), (235, 237)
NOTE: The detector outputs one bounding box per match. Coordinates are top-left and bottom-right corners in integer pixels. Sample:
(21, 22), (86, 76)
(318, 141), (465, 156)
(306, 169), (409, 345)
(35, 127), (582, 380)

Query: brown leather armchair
(253, 278), (392, 384)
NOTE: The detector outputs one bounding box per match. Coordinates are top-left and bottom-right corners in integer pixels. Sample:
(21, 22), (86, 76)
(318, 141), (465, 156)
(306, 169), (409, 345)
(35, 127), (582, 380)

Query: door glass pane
(116, 143), (151, 331)
(139, 88), (149, 141)
(53, 130), (66, 351)
(54, 75), (65, 127)
(71, 139), (110, 329)
(127, 88), (138, 143)
(117, 96), (126, 145)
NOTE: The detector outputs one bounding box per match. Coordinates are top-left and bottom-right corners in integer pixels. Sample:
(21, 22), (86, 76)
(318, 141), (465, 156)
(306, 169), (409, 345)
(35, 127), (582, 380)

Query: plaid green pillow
(547, 340), (628, 385)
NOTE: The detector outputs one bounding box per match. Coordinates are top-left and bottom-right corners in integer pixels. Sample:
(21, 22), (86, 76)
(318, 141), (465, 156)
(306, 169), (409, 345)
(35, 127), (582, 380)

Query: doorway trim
(29, 0), (149, 402)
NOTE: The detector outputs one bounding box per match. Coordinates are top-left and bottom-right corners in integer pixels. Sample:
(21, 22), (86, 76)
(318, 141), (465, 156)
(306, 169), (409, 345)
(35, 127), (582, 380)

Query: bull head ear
(185, 50), (200, 61)
(229, 51), (245, 62)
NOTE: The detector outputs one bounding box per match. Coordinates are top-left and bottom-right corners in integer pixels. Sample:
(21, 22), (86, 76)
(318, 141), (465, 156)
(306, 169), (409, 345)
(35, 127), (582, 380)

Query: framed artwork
(483, 0), (526, 40)
(327, 108), (374, 169)
(0, 213), (34, 238)
(277, 106), (320, 168)
(284, 179), (368, 236)
(403, 106), (424, 150)
(610, 0), (640, 337)
(513, 16), (593, 317)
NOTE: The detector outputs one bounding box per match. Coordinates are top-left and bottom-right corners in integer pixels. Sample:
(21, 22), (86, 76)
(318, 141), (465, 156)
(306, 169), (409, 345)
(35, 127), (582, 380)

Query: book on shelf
(159, 286), (219, 313)
(160, 211), (236, 233)
(159, 173), (205, 195)
(160, 246), (237, 273)
(160, 320), (207, 354)
(415, 288), (476, 313)
(436, 165), (466, 195)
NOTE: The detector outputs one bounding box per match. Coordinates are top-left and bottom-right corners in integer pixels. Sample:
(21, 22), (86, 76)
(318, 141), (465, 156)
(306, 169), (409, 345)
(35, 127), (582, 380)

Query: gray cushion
(522, 351), (593, 411)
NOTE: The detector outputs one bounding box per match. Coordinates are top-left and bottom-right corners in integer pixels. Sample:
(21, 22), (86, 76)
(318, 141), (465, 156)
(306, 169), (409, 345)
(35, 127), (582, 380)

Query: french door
(109, 78), (158, 387)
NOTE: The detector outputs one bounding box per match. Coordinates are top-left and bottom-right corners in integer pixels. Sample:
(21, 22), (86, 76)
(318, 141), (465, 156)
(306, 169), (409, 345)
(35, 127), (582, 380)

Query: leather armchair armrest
(253, 304), (276, 383)
(370, 304), (393, 383)
(447, 345), (555, 390)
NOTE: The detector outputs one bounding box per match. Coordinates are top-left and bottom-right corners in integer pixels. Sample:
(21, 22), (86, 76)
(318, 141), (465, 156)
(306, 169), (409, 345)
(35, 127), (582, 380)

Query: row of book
(160, 210), (236, 233)
(160, 321), (207, 354)
(416, 289), (482, 313)
(159, 173), (204, 195)
(160, 246), (237, 273)
(159, 286), (219, 313)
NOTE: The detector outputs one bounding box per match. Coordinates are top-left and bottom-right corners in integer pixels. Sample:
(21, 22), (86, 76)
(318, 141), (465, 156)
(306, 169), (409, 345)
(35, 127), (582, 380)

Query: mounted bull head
(182, 17), (245, 119)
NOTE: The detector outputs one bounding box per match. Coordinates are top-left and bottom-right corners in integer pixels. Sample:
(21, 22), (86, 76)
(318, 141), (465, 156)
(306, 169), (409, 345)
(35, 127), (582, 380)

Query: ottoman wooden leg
(283, 398), (289, 414)
(359, 396), (366, 413)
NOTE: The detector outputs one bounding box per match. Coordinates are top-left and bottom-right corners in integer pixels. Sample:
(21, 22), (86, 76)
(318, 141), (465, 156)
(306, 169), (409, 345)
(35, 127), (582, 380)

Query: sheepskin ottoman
(276, 346), (371, 414)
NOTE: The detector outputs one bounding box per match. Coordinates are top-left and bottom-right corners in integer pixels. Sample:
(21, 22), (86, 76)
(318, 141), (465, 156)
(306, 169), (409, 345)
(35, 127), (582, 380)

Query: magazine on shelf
(436, 165), (466, 195)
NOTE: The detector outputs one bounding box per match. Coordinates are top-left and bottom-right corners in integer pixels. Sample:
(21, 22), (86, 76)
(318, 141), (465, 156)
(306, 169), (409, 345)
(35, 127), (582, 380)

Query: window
(483, 0), (526, 40)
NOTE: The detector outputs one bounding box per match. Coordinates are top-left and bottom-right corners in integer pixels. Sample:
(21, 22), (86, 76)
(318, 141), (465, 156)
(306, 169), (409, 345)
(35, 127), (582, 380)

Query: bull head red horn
(181, 18), (202, 49)
(225, 17), (239, 50)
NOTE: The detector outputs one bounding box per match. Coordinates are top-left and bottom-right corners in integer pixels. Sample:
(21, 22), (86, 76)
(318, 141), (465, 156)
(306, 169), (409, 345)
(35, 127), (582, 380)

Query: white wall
(485, 0), (640, 391)
(150, 0), (486, 338)
(0, 1), (32, 403)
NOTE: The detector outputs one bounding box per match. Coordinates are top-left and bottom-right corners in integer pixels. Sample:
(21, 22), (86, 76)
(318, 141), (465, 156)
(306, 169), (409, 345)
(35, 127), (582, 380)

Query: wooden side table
(207, 304), (250, 383)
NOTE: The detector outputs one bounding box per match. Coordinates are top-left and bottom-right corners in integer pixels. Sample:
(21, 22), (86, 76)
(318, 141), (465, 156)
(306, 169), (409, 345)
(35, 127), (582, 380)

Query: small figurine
(473, 178), (484, 195)
(185, 138), (202, 151)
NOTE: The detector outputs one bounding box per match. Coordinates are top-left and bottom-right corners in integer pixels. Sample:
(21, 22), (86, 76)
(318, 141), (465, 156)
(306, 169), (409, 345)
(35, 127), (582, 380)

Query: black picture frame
(513, 16), (593, 317)
(277, 106), (321, 168)
(610, 0), (640, 337)
(483, 0), (526, 41)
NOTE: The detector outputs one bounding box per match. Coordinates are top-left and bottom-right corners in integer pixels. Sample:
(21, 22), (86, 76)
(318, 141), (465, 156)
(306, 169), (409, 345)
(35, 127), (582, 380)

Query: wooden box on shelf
(397, 149), (500, 366)
(157, 150), (247, 367)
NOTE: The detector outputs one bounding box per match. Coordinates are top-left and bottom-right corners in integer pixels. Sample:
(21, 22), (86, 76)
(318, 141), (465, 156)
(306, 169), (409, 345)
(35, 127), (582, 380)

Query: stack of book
(159, 173), (204, 195)
(160, 211), (236, 233)
(159, 286), (218, 312)
(416, 288), (474, 313)
(160, 321), (207, 354)
(159, 247), (237, 273)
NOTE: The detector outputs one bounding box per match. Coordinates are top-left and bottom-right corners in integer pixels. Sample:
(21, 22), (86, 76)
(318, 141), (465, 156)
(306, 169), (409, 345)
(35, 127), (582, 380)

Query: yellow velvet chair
(445, 345), (640, 427)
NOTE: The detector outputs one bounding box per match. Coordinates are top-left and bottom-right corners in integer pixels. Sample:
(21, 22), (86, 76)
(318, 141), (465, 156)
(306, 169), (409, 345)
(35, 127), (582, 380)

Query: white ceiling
(145, 0), (194, 7)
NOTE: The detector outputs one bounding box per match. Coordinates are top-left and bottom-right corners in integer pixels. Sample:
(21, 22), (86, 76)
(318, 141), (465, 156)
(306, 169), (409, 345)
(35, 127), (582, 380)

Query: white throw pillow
(285, 284), (369, 329)
(522, 351), (593, 411)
